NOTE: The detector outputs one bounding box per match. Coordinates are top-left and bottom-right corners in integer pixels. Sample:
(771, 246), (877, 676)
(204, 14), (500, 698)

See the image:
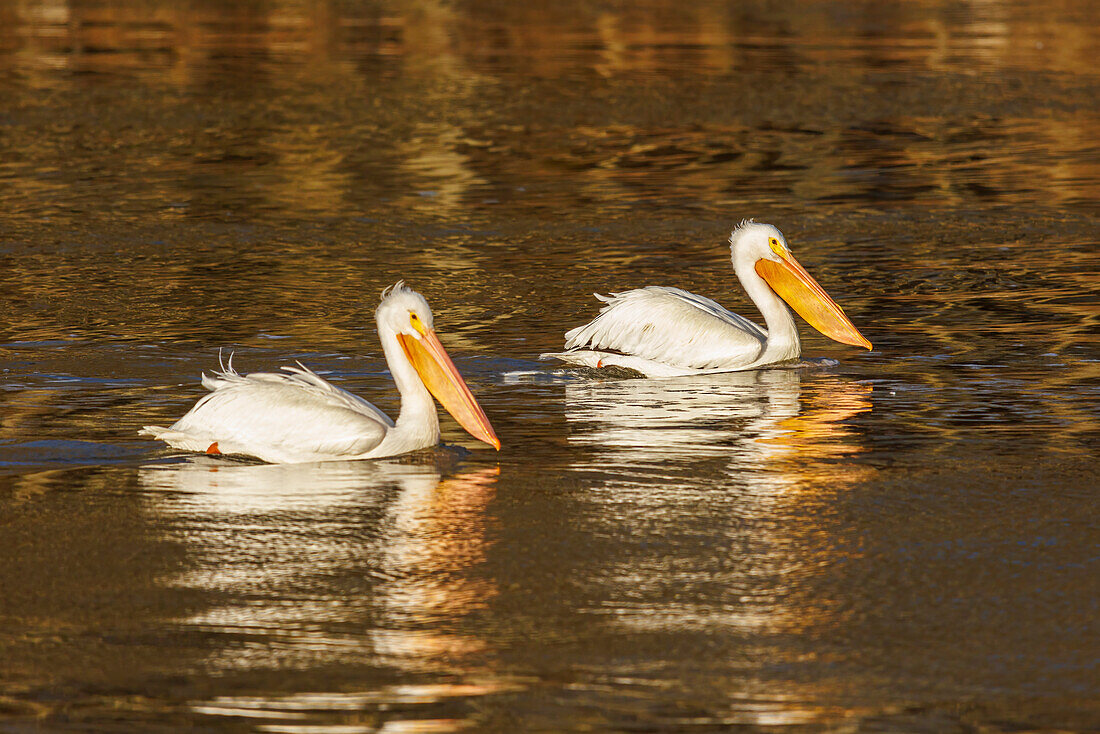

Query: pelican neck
(733, 256), (801, 362)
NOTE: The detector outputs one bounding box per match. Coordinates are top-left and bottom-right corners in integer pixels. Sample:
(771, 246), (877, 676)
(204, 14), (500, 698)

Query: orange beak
(397, 329), (501, 449)
(755, 252), (872, 350)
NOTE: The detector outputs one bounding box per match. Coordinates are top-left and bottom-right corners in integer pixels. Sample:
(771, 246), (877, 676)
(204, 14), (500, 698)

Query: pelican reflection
(371, 463), (500, 671)
(561, 368), (873, 724)
(565, 368), (870, 472)
(138, 456), (514, 730)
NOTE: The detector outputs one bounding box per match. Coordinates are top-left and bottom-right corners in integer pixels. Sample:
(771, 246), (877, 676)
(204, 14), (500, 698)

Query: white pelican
(543, 221), (872, 378)
(141, 282), (500, 463)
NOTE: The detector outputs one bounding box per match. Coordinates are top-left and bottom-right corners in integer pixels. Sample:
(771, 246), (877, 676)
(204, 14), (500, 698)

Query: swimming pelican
(141, 282), (500, 463)
(542, 221), (872, 378)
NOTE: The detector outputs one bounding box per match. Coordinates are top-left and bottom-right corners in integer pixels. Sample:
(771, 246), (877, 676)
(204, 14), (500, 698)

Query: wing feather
(154, 361), (393, 462)
(201, 359), (394, 428)
(563, 287), (767, 370)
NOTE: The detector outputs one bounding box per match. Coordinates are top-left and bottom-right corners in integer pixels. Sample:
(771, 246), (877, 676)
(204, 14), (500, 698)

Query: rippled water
(1, 1), (1098, 731)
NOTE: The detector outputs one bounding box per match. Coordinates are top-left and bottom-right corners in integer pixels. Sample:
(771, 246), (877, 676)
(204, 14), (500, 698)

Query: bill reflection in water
(139, 457), (516, 730)
(558, 367), (877, 724)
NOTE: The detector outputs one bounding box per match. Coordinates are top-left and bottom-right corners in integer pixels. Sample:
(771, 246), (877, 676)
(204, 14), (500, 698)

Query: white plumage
(141, 282), (499, 464)
(559, 287), (768, 375)
(543, 221), (871, 378)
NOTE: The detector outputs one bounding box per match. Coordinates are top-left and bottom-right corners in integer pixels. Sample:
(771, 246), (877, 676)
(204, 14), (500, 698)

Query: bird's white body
(543, 222), (870, 378)
(142, 283), (499, 464)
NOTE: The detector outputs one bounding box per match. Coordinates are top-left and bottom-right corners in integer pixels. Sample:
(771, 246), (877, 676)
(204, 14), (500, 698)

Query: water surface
(1, 0), (1098, 731)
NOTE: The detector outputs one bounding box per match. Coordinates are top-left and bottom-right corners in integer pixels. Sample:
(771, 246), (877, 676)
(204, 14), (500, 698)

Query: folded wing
(562, 287), (768, 370)
(141, 363), (391, 463)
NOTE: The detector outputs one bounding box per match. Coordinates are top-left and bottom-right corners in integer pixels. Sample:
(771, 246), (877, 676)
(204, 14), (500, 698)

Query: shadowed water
(1, 0), (1098, 731)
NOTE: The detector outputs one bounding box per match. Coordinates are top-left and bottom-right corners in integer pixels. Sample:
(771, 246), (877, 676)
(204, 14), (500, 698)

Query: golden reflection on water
(138, 458), (514, 731)
(1, 1), (1097, 729)
(562, 369), (874, 726)
(0, 0), (1095, 235)
(372, 464), (499, 671)
(399, 123), (487, 216)
(4, 0), (1096, 79)
(5, 0), (1094, 80)
(564, 368), (871, 473)
(765, 379), (875, 481)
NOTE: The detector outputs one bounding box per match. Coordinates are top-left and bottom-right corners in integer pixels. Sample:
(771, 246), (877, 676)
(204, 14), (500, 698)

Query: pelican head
(377, 282), (500, 449)
(377, 281), (437, 337)
(731, 220), (872, 350)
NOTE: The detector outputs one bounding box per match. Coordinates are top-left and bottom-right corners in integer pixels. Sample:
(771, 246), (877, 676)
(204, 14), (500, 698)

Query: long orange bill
(755, 253), (872, 350)
(397, 329), (501, 449)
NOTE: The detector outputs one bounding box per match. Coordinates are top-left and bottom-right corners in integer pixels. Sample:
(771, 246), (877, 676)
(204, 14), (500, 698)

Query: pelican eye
(768, 237), (787, 258)
(408, 311), (427, 334)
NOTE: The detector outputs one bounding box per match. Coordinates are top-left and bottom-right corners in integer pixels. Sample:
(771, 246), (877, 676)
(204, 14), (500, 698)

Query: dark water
(1, 1), (1098, 731)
